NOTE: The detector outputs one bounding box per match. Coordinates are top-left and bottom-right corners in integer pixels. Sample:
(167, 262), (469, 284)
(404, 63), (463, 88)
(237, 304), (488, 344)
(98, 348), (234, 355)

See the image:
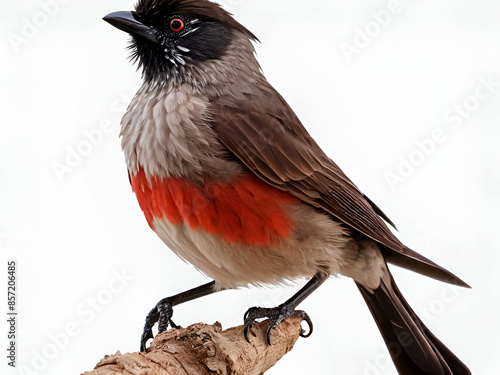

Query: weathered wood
(82, 317), (303, 375)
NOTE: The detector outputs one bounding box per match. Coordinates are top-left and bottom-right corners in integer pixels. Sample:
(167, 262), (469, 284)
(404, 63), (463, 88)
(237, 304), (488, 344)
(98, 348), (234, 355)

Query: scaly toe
(140, 298), (175, 352)
(243, 305), (313, 345)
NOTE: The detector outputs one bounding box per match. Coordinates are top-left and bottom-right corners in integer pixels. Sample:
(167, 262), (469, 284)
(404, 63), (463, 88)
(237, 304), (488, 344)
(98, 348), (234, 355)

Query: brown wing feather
(209, 81), (469, 287)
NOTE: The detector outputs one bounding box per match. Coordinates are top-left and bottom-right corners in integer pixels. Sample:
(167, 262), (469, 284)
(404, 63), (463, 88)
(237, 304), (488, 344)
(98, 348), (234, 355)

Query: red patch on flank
(130, 168), (297, 247)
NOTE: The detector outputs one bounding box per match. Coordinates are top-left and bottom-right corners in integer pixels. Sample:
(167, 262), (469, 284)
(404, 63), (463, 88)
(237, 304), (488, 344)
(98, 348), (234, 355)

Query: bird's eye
(169, 18), (185, 33)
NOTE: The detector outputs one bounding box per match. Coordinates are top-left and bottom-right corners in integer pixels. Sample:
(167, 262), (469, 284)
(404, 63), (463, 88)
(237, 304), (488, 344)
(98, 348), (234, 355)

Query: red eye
(169, 18), (185, 33)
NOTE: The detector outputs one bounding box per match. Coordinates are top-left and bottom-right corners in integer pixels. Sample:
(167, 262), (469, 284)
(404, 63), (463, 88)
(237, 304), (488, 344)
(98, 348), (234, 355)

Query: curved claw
(244, 307), (259, 343)
(244, 323), (252, 343)
(299, 312), (313, 338)
(140, 306), (159, 352)
(140, 329), (154, 352)
(266, 324), (276, 346)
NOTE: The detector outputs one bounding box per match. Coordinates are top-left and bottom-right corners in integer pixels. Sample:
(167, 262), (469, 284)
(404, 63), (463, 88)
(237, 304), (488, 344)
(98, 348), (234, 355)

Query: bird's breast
(121, 83), (241, 181)
(131, 167), (297, 247)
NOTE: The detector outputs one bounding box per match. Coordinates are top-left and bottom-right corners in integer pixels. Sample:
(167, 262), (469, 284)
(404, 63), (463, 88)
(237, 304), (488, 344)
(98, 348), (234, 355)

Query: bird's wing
(209, 82), (468, 287)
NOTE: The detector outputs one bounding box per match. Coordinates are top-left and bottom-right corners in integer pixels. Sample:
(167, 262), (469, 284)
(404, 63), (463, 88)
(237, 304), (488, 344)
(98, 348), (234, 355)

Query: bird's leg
(244, 272), (328, 345)
(141, 280), (219, 351)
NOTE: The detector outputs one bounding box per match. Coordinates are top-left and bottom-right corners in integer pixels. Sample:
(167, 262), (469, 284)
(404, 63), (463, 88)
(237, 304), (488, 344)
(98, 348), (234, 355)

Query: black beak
(103, 11), (159, 44)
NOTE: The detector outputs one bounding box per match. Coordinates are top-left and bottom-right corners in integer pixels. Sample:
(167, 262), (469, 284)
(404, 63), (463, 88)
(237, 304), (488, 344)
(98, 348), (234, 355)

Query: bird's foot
(243, 304), (313, 345)
(140, 298), (180, 352)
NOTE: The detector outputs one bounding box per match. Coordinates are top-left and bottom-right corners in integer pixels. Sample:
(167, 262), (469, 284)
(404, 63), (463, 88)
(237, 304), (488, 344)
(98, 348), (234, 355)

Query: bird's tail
(356, 270), (470, 375)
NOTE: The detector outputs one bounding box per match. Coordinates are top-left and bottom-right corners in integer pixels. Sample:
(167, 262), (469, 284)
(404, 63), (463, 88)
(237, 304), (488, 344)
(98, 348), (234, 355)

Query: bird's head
(104, 0), (258, 85)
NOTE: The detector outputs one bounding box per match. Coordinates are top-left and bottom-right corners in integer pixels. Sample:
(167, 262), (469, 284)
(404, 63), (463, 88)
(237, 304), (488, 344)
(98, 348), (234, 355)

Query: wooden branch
(82, 317), (303, 375)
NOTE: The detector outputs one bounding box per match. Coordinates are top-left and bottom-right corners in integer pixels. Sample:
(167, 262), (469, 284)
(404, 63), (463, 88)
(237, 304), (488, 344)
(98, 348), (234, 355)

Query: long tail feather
(356, 270), (470, 374)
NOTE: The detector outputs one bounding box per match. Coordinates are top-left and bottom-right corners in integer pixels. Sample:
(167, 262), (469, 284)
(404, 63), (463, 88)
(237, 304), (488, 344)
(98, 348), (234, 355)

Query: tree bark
(82, 317), (303, 375)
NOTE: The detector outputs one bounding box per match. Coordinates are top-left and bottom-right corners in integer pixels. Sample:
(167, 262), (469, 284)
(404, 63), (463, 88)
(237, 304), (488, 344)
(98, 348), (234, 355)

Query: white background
(1, 0), (499, 374)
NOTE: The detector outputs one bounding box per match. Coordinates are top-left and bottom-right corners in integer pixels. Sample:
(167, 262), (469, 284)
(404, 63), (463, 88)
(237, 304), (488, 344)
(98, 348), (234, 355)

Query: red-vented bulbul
(104, 1), (470, 373)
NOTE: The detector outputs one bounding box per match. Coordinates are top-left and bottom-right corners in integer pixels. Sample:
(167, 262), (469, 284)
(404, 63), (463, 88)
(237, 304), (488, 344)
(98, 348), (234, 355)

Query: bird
(103, 1), (471, 373)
